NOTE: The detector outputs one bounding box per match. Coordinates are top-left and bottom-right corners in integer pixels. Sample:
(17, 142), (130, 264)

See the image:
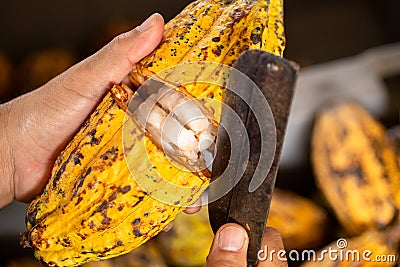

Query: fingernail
(137, 14), (155, 32)
(218, 227), (245, 251)
(162, 222), (174, 232)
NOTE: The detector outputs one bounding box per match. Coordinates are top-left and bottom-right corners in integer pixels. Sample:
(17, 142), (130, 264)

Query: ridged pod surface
(81, 240), (167, 267)
(131, 0), (285, 105)
(311, 102), (400, 236)
(22, 0), (285, 266)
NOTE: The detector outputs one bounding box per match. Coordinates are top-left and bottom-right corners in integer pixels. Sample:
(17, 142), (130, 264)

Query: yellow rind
(81, 240), (167, 267)
(25, 0), (286, 266)
(29, 91), (207, 266)
(26, 93), (123, 231)
(267, 189), (328, 250)
(311, 102), (400, 235)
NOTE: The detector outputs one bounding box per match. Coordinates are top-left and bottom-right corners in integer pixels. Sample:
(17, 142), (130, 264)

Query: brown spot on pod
(77, 233), (86, 240)
(53, 148), (77, 188)
(101, 217), (111, 225)
(117, 185), (131, 194)
(83, 167), (92, 177)
(212, 46), (222, 57)
(100, 147), (119, 161)
(75, 196), (83, 205)
(62, 238), (71, 247)
(108, 192), (117, 202)
(133, 229), (143, 237)
(27, 208), (38, 226)
(93, 201), (110, 214)
(230, 8), (245, 22)
(157, 207), (166, 213)
(88, 221), (96, 229)
(132, 218), (141, 225)
(88, 129), (102, 146)
(73, 153), (84, 165)
(250, 33), (261, 45)
(73, 167), (91, 197)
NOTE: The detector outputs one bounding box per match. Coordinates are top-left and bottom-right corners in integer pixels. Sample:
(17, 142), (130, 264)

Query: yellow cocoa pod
(267, 189), (328, 250)
(156, 207), (214, 267)
(311, 102), (400, 235)
(81, 240), (167, 267)
(17, 48), (76, 93)
(22, 0), (286, 266)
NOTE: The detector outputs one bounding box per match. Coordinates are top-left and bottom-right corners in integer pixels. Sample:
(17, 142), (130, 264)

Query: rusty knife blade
(208, 49), (298, 267)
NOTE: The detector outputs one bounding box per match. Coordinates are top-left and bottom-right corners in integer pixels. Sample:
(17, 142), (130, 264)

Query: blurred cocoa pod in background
(17, 48), (76, 93)
(0, 51), (15, 102)
(267, 188), (329, 251)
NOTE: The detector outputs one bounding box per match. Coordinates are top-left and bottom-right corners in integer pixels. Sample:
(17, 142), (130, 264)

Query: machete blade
(208, 49), (298, 266)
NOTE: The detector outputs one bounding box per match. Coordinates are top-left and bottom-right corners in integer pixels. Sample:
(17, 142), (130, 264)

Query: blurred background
(0, 0), (399, 266)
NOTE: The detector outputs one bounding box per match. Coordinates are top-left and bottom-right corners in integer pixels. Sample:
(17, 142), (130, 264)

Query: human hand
(0, 14), (165, 207)
(206, 223), (288, 267)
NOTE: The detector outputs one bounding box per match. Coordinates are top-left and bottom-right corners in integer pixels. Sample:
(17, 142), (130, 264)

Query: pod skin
(22, 0), (286, 266)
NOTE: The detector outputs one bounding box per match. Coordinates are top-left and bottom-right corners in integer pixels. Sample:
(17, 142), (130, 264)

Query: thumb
(206, 223), (249, 267)
(46, 12), (164, 101)
(4, 13), (165, 203)
(9, 13), (164, 153)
